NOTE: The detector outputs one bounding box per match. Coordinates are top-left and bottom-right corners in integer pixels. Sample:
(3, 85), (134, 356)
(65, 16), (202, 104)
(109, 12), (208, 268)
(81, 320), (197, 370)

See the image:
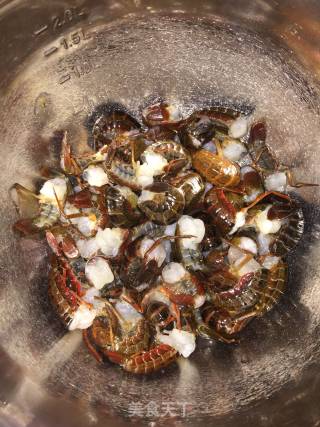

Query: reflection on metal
(274, 6), (320, 78)
(0, 1), (319, 426)
(1, 332), (83, 426)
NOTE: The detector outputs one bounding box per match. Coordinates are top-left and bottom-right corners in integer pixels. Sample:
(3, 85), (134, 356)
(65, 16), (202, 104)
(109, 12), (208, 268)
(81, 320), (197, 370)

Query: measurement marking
(59, 74), (71, 85)
(34, 25), (48, 36)
(44, 46), (58, 57)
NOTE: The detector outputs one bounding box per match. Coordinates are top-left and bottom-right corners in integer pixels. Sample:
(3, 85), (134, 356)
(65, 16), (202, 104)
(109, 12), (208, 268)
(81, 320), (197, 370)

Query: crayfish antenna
(286, 170), (319, 188)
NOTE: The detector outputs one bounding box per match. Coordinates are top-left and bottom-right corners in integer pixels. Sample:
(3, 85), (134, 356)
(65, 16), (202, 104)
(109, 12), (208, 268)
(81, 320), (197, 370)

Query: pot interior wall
(0, 1), (320, 426)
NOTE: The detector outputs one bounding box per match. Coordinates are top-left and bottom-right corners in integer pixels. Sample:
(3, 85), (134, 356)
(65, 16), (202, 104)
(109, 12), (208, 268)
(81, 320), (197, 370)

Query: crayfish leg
(60, 132), (82, 176)
(286, 170), (319, 188)
(82, 330), (103, 363)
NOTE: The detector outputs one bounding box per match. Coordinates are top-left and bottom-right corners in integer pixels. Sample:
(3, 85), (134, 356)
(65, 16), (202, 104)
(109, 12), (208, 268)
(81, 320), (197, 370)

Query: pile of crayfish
(12, 102), (314, 374)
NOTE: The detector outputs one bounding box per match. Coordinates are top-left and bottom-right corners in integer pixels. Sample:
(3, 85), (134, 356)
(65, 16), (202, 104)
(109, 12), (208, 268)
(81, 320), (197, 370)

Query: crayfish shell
(270, 207), (304, 256)
(192, 149), (240, 187)
(105, 185), (143, 227)
(142, 102), (183, 127)
(138, 182), (185, 225)
(121, 343), (178, 374)
(170, 172), (205, 211)
(48, 257), (79, 327)
(92, 110), (141, 150)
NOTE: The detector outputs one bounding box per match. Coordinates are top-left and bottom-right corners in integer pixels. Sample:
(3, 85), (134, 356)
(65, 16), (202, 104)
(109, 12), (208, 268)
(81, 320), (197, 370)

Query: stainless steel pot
(0, 1), (320, 426)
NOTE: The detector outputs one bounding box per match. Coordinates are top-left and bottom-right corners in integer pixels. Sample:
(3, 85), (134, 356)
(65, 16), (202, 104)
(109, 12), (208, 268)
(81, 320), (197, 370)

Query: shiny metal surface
(0, 1), (320, 426)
